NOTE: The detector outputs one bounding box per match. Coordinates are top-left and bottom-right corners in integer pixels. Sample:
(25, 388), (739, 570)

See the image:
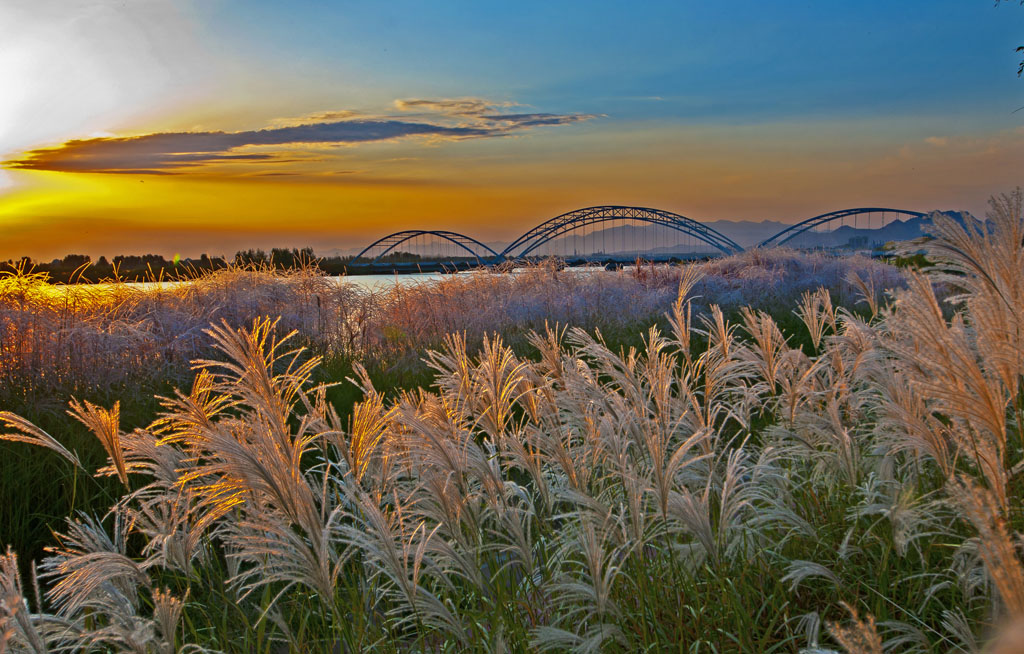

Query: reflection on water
(43, 271), (451, 295)
(330, 272), (445, 291)
(333, 267), (613, 291)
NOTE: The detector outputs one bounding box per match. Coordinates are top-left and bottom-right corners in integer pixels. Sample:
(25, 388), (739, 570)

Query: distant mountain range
(320, 210), (980, 257)
(770, 211), (979, 250)
(514, 210), (980, 255)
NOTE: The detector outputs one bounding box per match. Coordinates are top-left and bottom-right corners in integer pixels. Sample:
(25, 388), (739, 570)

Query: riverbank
(0, 248), (902, 576)
(2, 199), (1023, 652)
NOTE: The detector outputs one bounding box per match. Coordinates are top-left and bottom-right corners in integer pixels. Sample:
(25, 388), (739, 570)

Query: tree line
(2, 248), (329, 283)
(0, 247), (474, 283)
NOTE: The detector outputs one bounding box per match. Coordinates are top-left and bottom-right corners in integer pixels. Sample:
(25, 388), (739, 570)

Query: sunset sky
(1, 0), (1022, 260)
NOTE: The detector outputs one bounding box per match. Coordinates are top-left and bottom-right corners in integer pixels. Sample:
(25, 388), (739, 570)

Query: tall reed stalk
(5, 194), (1023, 652)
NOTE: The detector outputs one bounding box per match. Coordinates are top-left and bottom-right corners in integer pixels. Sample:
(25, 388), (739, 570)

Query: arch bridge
(757, 207), (927, 249)
(501, 205), (743, 259)
(352, 230), (500, 265)
(351, 205), (931, 267)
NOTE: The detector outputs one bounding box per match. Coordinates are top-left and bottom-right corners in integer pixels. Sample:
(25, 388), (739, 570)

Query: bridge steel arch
(501, 206), (744, 259)
(757, 208), (926, 249)
(353, 230), (501, 264)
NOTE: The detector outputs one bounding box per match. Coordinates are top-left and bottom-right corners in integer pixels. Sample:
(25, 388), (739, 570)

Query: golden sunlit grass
(0, 261), (363, 397)
(3, 190), (1023, 652)
(0, 249), (901, 399)
(0, 248), (903, 593)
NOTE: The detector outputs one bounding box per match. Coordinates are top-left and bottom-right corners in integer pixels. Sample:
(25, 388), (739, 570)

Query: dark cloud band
(5, 102), (596, 175)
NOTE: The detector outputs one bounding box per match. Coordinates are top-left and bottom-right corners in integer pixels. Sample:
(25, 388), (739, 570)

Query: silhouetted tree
(234, 249), (270, 266)
(269, 247), (316, 269)
(61, 254), (91, 269)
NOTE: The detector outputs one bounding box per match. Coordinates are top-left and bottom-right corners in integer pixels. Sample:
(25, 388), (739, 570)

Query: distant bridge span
(353, 230), (500, 265)
(501, 205), (744, 258)
(350, 205), (930, 267)
(757, 207), (927, 249)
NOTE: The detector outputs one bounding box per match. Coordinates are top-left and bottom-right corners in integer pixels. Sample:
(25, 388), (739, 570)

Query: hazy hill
(319, 210), (979, 257)
(781, 210), (978, 249)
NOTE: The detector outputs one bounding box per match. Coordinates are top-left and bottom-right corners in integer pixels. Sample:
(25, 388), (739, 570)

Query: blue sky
(199, 0), (1022, 123)
(0, 0), (1021, 258)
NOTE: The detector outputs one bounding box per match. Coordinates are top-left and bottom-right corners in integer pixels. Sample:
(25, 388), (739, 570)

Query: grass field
(2, 190), (1023, 652)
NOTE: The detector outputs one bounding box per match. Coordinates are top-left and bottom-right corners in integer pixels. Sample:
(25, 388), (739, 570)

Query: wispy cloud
(267, 110), (362, 127)
(393, 97), (518, 116)
(5, 99), (596, 175)
(481, 113), (595, 127)
(393, 98), (598, 128)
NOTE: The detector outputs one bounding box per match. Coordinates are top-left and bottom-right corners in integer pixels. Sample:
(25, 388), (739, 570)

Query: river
(335, 272), (446, 291)
(42, 266), (636, 296)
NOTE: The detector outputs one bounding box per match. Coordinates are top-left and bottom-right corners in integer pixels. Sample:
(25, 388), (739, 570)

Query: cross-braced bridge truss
(500, 206), (744, 259)
(757, 208), (926, 249)
(352, 230), (501, 264)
